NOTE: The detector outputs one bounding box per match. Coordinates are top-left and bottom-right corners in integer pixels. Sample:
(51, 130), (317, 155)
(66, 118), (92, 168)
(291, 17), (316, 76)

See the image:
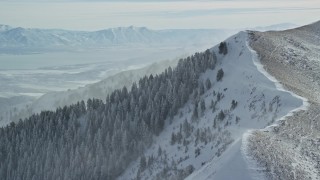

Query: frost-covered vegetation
(247, 20), (320, 179)
(0, 50), (217, 180)
(0, 22), (313, 180)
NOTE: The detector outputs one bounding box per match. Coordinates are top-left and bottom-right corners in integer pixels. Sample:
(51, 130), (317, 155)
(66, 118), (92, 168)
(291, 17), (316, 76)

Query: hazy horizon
(1, 0), (320, 31)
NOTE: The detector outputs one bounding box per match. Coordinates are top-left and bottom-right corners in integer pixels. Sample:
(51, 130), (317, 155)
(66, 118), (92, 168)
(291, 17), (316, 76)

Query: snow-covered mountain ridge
(0, 22), (315, 180)
(118, 31), (303, 180)
(117, 21), (320, 180)
(245, 20), (320, 179)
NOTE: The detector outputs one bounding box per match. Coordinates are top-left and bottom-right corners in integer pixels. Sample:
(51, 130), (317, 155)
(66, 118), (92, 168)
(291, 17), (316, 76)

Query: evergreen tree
(205, 78), (212, 90)
(139, 155), (147, 171)
(217, 68), (224, 82)
(218, 110), (225, 121)
(199, 82), (205, 95)
(200, 99), (206, 115)
(192, 101), (199, 120)
(218, 42), (228, 55)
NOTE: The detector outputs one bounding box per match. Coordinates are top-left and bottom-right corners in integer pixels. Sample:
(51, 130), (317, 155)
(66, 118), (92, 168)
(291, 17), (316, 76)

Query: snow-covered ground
(245, 21), (320, 179)
(118, 31), (302, 180)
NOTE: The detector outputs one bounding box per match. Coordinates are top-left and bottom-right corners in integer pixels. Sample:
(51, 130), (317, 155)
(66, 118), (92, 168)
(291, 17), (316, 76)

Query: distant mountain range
(0, 25), (235, 52)
(0, 23), (297, 54)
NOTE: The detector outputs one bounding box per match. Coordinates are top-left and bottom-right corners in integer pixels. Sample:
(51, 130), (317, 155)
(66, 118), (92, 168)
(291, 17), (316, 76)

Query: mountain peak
(0, 24), (13, 32)
(110, 25), (150, 32)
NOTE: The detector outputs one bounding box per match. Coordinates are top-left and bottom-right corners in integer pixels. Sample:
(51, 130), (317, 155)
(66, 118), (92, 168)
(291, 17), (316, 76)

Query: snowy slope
(118, 32), (302, 180)
(186, 32), (303, 180)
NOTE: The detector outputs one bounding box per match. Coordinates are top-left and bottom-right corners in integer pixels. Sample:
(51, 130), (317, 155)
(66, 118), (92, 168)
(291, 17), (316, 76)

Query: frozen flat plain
(0, 46), (195, 98)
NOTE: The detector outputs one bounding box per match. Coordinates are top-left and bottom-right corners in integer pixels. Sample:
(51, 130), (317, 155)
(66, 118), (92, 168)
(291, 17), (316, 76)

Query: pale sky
(0, 0), (320, 30)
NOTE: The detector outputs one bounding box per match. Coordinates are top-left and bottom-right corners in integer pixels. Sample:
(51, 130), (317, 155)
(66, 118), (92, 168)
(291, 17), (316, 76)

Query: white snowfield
(119, 31), (303, 180)
(187, 32), (303, 180)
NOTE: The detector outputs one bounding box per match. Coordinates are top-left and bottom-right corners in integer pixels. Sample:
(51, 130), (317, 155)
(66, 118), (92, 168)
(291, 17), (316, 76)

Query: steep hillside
(0, 23), (314, 180)
(246, 21), (320, 179)
(118, 32), (302, 180)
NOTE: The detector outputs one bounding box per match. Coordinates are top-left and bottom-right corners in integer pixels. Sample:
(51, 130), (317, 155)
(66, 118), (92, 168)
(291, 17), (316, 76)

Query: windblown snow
(118, 32), (303, 180)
